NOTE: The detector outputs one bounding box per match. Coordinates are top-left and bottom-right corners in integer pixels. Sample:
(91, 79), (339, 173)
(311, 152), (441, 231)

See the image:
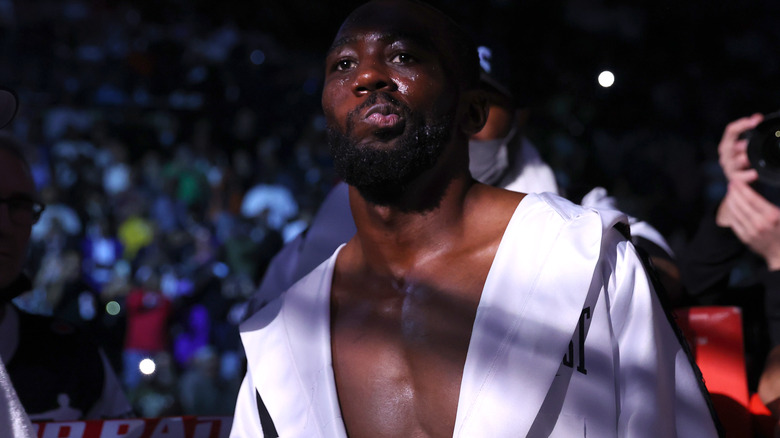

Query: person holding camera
(679, 112), (780, 422)
(715, 113), (780, 269)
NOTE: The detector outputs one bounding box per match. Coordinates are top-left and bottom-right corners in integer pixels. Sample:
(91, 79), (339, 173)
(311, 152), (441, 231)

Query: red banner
(32, 416), (232, 438)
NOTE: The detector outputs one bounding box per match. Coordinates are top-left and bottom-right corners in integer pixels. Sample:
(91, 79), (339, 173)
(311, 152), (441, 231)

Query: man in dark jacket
(0, 92), (132, 421)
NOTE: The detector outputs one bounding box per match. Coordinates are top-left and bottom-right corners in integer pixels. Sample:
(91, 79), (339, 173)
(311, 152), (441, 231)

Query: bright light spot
(106, 301), (121, 315)
(598, 70), (615, 88)
(139, 358), (156, 375)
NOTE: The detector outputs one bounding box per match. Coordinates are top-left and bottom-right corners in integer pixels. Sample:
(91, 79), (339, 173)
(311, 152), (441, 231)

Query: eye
(8, 198), (33, 210)
(390, 53), (415, 64)
(335, 59), (356, 71)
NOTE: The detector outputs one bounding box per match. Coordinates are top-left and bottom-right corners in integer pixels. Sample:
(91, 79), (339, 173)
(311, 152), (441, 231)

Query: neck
(342, 132), (478, 275)
(348, 172), (476, 275)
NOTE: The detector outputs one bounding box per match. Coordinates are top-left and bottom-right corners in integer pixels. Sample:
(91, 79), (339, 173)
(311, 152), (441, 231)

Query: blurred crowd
(0, 0), (339, 417)
(0, 0), (778, 420)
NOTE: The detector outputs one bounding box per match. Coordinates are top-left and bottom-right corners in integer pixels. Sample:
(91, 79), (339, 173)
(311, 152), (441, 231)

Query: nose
(353, 58), (396, 96)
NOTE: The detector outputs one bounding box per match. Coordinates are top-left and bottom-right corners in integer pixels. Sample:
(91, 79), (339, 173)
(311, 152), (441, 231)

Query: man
(469, 43), (559, 195)
(231, 1), (719, 436)
(0, 86), (35, 438)
(245, 41), (561, 315)
(0, 132), (133, 421)
(247, 40), (681, 316)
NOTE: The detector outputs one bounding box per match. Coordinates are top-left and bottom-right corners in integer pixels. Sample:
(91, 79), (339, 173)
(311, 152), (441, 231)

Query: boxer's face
(321, 0), (464, 204)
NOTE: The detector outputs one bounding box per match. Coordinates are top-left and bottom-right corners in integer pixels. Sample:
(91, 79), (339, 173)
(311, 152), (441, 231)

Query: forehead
(0, 149), (34, 196)
(330, 0), (451, 54)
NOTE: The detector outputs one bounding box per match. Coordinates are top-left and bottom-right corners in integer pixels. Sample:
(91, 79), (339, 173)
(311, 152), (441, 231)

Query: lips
(363, 103), (402, 128)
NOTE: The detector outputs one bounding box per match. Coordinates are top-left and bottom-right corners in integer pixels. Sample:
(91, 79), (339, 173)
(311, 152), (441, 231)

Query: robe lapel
(240, 247), (347, 438)
(454, 194), (607, 437)
(240, 194), (626, 438)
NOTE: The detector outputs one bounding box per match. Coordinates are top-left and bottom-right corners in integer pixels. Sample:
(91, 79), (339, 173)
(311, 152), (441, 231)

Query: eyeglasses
(0, 196), (45, 225)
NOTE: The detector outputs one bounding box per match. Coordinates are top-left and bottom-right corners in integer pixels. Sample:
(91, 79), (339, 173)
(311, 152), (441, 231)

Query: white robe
(0, 358), (34, 438)
(231, 193), (719, 437)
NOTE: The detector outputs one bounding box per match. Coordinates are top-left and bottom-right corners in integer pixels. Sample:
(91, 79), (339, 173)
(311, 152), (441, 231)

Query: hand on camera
(718, 113), (763, 183)
(717, 180), (780, 270)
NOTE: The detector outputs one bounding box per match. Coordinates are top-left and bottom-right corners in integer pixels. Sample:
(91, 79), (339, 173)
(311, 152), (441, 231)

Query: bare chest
(330, 280), (482, 438)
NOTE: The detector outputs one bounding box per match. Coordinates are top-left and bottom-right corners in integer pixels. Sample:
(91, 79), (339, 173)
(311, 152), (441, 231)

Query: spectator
(178, 345), (237, 416)
(80, 218), (124, 294)
(122, 267), (172, 394)
(172, 303), (210, 370)
(0, 85), (35, 438)
(0, 132), (132, 421)
(679, 113), (780, 430)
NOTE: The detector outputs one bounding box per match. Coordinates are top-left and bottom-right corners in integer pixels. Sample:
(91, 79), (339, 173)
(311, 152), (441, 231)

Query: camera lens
(759, 131), (780, 166)
(747, 112), (780, 186)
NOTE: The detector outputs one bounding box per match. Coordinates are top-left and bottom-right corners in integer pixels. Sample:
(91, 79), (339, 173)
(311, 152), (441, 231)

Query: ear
(460, 90), (489, 136)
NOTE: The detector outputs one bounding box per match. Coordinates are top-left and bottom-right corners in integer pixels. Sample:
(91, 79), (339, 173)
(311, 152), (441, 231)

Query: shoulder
(16, 308), (77, 336)
(527, 192), (629, 235)
(241, 245), (342, 332)
(529, 192), (584, 218)
(15, 308), (102, 358)
(503, 192), (633, 273)
(9, 307), (108, 418)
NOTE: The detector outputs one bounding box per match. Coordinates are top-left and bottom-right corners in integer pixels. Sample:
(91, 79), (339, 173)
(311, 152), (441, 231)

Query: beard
(327, 93), (452, 206)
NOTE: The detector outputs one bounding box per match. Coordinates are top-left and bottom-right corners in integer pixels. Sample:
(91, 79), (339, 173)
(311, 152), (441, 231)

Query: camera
(746, 111), (780, 187)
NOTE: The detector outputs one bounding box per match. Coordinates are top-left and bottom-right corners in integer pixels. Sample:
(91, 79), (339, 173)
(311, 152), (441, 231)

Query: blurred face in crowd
(321, 0), (465, 205)
(0, 148), (37, 289)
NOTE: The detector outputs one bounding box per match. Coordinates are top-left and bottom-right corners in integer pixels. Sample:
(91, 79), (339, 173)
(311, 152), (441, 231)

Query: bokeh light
(598, 70), (615, 88)
(106, 301), (121, 316)
(139, 358), (156, 375)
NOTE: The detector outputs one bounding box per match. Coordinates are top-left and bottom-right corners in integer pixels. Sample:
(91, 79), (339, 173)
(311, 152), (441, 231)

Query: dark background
(1, 0), (779, 417)
(3, 0), (780, 246)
